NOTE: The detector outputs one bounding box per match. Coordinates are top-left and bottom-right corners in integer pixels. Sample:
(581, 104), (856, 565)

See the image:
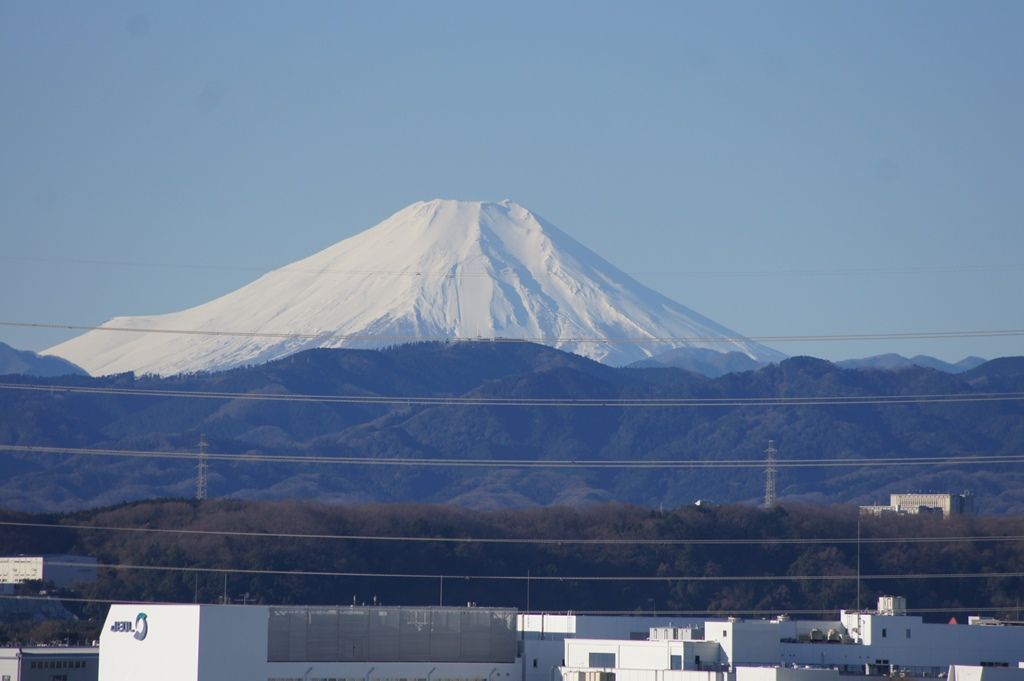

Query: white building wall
(0, 649), (19, 681)
(99, 604), (201, 681)
(839, 613), (1024, 668)
(521, 614), (706, 681)
(736, 668), (838, 681)
(519, 616), (705, 642)
(102, 604), (523, 681)
(0, 557), (43, 585)
(579, 670), (724, 681)
(564, 639), (720, 674)
(951, 666), (1024, 681)
(619, 641), (672, 670)
(0, 555), (97, 587)
(776, 643), (867, 671)
(705, 622), (780, 667)
(524, 640), (567, 681)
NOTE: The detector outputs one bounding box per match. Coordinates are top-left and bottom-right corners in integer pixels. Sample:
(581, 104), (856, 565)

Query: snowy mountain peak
(47, 200), (784, 376)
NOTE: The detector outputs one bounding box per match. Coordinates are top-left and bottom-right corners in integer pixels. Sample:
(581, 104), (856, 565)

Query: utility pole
(196, 434), (209, 501)
(764, 440), (777, 508)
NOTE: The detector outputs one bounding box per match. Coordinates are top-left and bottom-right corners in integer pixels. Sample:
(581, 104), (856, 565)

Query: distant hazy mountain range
(630, 348), (986, 377)
(45, 199), (783, 376)
(1, 342), (1022, 513)
(0, 342), (86, 377)
(835, 353), (986, 373)
(0, 338), (990, 381)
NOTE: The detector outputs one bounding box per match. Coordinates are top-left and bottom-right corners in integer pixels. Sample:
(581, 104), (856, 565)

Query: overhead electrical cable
(0, 593), (1014, 617)
(2, 320), (1023, 345)
(43, 559), (1024, 583)
(2, 520), (1021, 546)
(2, 254), (1021, 278)
(2, 444), (1023, 469)
(3, 382), (1023, 408)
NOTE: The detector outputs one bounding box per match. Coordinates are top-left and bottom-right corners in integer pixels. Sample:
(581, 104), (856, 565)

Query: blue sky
(1, 1), (1022, 362)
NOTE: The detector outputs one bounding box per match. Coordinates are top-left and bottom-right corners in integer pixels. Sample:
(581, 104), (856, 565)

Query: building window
(533, 659), (538, 668)
(589, 653), (616, 668)
(670, 655), (682, 671)
(882, 628), (887, 638)
(906, 629), (911, 639)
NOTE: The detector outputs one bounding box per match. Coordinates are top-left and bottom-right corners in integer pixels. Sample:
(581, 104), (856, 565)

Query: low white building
(0, 646), (98, 681)
(562, 598), (1024, 681)
(518, 614), (706, 681)
(860, 493), (975, 518)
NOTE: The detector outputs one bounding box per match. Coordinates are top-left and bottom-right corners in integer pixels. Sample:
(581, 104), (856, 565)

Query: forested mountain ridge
(1, 343), (1023, 511)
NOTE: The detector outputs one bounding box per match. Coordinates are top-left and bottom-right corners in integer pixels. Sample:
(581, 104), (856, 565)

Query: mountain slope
(46, 199), (783, 375)
(2, 344), (1023, 513)
(628, 347), (767, 376)
(0, 342), (87, 377)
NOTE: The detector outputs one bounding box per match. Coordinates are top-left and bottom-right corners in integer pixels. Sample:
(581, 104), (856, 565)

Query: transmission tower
(764, 439), (778, 508)
(196, 434), (209, 501)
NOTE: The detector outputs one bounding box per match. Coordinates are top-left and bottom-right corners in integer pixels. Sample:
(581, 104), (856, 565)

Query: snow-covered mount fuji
(47, 199), (785, 376)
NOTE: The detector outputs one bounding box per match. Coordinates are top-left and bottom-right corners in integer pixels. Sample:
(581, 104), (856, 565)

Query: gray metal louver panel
(267, 606), (517, 663)
(307, 608), (341, 662)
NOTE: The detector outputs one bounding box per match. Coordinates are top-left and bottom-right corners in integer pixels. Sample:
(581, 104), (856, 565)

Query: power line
(541, 606), (1024, 615)
(0, 592), (1014, 617)
(3, 320), (1023, 345)
(43, 559), (1024, 583)
(3, 444), (1024, 469)
(1, 520), (1021, 546)
(2, 254), (1021, 279)
(2, 382), (1023, 408)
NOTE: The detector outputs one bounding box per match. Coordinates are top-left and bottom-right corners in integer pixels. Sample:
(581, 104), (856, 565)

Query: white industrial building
(0, 556), (97, 588)
(97, 599), (1024, 681)
(0, 646), (98, 681)
(100, 604), (522, 681)
(859, 493), (976, 518)
(562, 597), (1024, 681)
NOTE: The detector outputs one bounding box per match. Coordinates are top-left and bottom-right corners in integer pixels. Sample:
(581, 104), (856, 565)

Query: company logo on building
(133, 612), (148, 640)
(109, 612), (148, 641)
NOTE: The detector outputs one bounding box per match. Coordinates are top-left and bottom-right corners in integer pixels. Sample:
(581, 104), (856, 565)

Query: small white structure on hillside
(0, 555), (97, 587)
(860, 492), (975, 518)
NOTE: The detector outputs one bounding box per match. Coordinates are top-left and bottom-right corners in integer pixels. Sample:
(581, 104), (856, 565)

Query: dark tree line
(2, 499), (1024, 643)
